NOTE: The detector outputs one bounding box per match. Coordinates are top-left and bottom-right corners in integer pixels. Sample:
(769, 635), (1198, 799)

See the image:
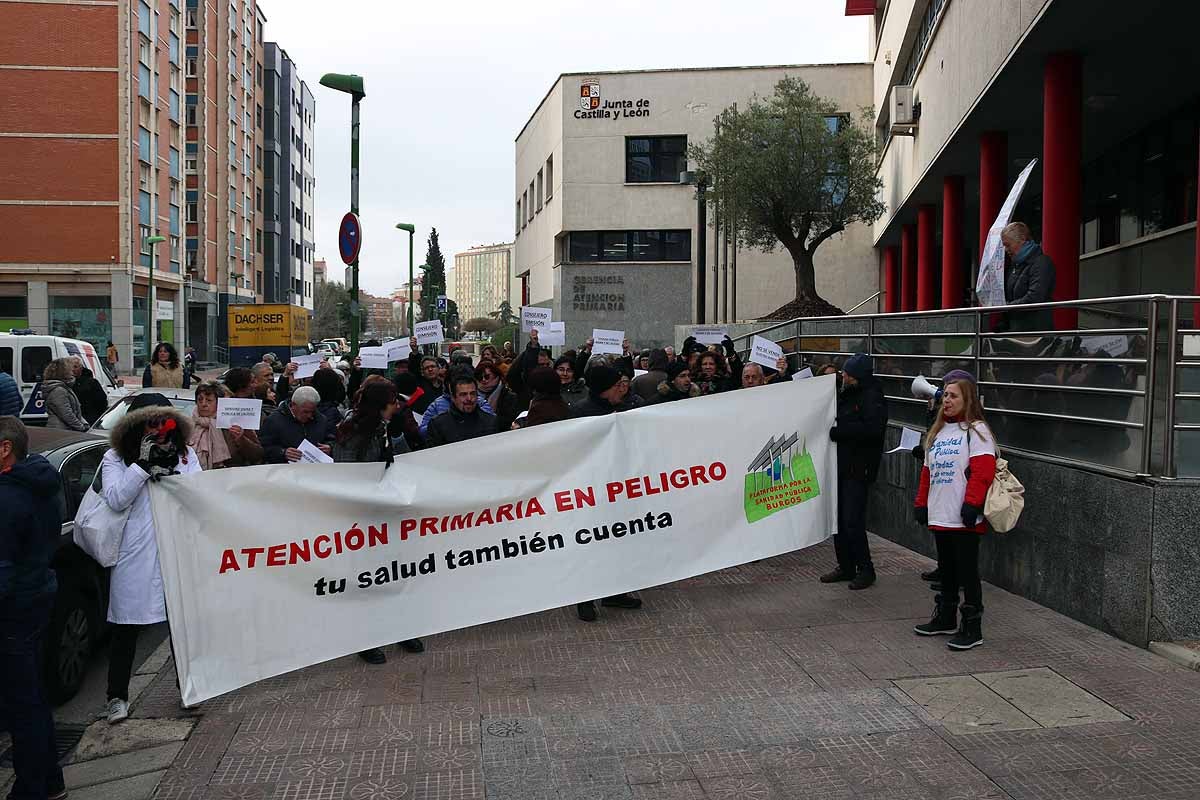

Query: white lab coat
(101, 446), (202, 625)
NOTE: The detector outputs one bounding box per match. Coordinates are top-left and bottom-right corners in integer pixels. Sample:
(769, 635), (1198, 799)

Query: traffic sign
(437, 295), (448, 313)
(338, 212), (362, 265)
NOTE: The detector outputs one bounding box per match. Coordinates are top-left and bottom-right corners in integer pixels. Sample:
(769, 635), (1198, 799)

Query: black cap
(128, 392), (172, 411)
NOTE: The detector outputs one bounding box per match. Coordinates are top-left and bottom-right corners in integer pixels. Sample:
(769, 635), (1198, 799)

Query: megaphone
(911, 375), (939, 400)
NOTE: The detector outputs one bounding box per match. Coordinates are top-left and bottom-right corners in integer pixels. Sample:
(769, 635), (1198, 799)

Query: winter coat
(425, 405), (497, 447)
(560, 379), (589, 408)
(73, 367), (109, 423)
(829, 376), (888, 483)
(484, 384), (521, 433)
(0, 370), (21, 417)
(1005, 243), (1056, 331)
(221, 428), (264, 467)
(43, 379), (89, 431)
(317, 400), (345, 429)
(506, 341), (544, 411)
(419, 391), (494, 440)
(259, 401), (337, 463)
(0, 453), (61, 612)
(102, 405), (201, 625)
(693, 373), (738, 396)
(650, 381), (700, 404)
(333, 419), (393, 465)
(630, 370), (667, 402)
(142, 362), (190, 389)
(569, 393), (629, 418)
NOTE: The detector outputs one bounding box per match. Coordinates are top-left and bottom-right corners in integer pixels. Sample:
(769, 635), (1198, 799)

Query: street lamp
(396, 223), (415, 333)
(144, 234), (167, 352)
(319, 72), (365, 355)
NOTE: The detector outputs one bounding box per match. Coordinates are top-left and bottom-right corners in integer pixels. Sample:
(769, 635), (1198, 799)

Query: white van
(0, 332), (129, 423)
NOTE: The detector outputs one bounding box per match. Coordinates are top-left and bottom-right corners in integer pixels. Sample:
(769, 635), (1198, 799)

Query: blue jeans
(0, 595), (65, 800)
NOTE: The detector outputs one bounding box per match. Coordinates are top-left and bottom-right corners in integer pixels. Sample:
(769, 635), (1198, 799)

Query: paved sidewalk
(77, 535), (1200, 798)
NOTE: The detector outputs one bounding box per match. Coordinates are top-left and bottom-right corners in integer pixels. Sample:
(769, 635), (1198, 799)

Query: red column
(942, 176), (965, 308)
(884, 246), (899, 313)
(979, 132), (1008, 258)
(1195, 131), (1200, 323)
(901, 224), (917, 312)
(1044, 53), (1082, 329)
(917, 204), (938, 310)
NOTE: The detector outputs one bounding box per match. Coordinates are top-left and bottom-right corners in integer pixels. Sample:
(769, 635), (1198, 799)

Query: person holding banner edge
(1000, 222), (1056, 332)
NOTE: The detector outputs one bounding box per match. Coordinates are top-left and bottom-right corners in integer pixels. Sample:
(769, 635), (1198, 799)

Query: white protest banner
(292, 354), (323, 380)
(215, 398), (262, 431)
(149, 377), (838, 705)
(886, 427), (924, 454)
(592, 329), (624, 356)
(357, 346), (389, 370)
(415, 320), (444, 345)
(540, 321), (566, 346)
(977, 158), (1038, 307)
(692, 326), (728, 345)
(387, 339), (412, 362)
(521, 306), (552, 333)
(750, 335), (784, 370)
(792, 367), (813, 381)
(297, 439), (333, 464)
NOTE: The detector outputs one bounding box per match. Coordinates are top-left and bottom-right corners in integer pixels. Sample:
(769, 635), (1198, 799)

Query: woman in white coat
(101, 393), (201, 723)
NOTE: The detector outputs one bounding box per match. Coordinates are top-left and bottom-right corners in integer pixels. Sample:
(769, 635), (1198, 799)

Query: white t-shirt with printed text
(925, 421), (996, 529)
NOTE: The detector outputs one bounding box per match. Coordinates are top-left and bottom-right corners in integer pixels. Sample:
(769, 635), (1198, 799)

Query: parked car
(91, 387), (195, 432)
(27, 427), (112, 702)
(0, 332), (129, 424)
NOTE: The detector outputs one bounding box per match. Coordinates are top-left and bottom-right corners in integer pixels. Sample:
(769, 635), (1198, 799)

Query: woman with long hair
(691, 350), (736, 395)
(142, 342), (190, 388)
(41, 358), (90, 431)
(912, 373), (996, 650)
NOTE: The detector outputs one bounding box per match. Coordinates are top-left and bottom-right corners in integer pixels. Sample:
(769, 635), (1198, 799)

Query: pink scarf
(189, 413), (232, 469)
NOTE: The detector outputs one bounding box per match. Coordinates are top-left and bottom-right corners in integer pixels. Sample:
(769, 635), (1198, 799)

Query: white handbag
(984, 454), (1025, 533)
(73, 469), (130, 567)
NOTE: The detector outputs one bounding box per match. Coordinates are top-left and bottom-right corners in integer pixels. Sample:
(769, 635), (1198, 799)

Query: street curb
(1149, 641), (1200, 671)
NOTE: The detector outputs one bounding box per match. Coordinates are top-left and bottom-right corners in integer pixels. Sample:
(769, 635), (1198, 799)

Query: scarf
(1014, 240), (1038, 265)
(189, 413), (232, 469)
(485, 382), (504, 411)
(150, 362), (185, 388)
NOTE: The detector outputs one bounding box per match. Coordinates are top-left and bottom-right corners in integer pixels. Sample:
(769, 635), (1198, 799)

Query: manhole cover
(0, 723), (87, 767)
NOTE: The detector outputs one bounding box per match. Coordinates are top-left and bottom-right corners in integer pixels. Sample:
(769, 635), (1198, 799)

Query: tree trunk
(790, 245), (819, 301)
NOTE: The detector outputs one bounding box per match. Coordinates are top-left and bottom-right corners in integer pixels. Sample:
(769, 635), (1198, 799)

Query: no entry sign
(339, 212), (362, 265)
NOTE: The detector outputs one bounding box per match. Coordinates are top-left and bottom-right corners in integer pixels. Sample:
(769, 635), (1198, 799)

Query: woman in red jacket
(913, 373), (996, 650)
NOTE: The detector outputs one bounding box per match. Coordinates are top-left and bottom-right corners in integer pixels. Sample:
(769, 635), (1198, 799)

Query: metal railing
(732, 293), (1200, 479)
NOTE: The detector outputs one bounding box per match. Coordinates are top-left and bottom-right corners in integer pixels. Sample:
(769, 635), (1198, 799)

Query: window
(21, 346), (52, 384)
(185, 97), (197, 126)
(625, 135), (687, 183)
(567, 230), (691, 262)
(186, 201), (197, 222)
(545, 155), (554, 200)
(169, 90), (180, 122)
(138, 64), (152, 100)
(186, 56), (197, 77)
(521, 192), (527, 229)
(537, 169), (544, 211)
(515, 197), (522, 235)
(139, 40), (152, 66)
(138, 127), (151, 163)
(186, 8), (197, 27)
(138, 1), (152, 38)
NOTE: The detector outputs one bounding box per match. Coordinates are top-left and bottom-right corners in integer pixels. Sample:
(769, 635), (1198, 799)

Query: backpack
(967, 427), (1025, 533)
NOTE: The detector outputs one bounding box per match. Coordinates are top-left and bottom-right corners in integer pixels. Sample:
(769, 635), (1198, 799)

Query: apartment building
(0, 0), (187, 369)
(453, 243), (514, 323)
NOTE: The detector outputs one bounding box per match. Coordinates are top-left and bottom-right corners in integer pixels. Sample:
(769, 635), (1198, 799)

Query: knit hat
(450, 350), (473, 365)
(648, 348), (669, 371)
(942, 368), (976, 384)
(586, 365), (621, 394)
(527, 366), (560, 396)
(843, 353), (873, 381)
(666, 360), (690, 380)
(128, 392), (172, 411)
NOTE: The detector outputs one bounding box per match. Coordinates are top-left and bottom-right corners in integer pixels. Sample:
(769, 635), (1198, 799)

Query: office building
(514, 64), (875, 347)
(262, 43), (315, 312)
(857, 0), (1200, 314)
(453, 243), (514, 324)
(0, 0), (187, 367)
(314, 258), (327, 286)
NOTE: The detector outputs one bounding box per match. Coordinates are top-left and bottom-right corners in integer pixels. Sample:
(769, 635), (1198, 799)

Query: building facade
(262, 43), (314, 312)
(0, 0), (187, 369)
(453, 243), (513, 324)
(514, 64), (876, 348)
(184, 0), (266, 362)
(858, 0), (1200, 316)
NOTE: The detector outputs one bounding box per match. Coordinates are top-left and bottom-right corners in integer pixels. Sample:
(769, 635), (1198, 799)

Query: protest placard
(387, 339), (412, 362)
(540, 321), (566, 346)
(415, 320), (444, 345)
(886, 427), (923, 454)
(358, 345), (390, 369)
(692, 326), (727, 345)
(151, 377), (837, 705)
(791, 367), (813, 381)
(521, 306), (552, 332)
(292, 354), (323, 380)
(297, 439), (333, 464)
(750, 336), (783, 369)
(592, 329), (624, 355)
(215, 398), (262, 430)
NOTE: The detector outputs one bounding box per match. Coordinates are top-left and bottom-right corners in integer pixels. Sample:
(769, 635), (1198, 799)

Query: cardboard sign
(358, 346), (390, 370)
(215, 398), (262, 431)
(1080, 334), (1129, 357)
(886, 427), (923, 454)
(387, 339), (412, 362)
(791, 367), (813, 381)
(415, 321), (444, 345)
(540, 321), (566, 346)
(297, 439), (333, 464)
(750, 336), (783, 370)
(521, 306), (552, 333)
(292, 354), (323, 380)
(592, 329), (624, 356)
(692, 326), (728, 345)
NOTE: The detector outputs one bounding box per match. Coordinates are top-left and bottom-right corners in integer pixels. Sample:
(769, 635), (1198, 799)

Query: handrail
(845, 291), (882, 315)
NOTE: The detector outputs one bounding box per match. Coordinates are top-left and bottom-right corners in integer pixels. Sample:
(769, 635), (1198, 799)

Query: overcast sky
(263, 1), (870, 298)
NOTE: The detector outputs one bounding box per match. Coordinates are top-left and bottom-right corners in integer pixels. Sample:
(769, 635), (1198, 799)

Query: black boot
(399, 638), (424, 653)
(849, 566), (876, 590)
(948, 605), (983, 650)
(920, 568), (940, 582)
(601, 593), (642, 609)
(913, 595), (958, 636)
(359, 648), (387, 665)
(576, 601), (597, 622)
(820, 567), (854, 583)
